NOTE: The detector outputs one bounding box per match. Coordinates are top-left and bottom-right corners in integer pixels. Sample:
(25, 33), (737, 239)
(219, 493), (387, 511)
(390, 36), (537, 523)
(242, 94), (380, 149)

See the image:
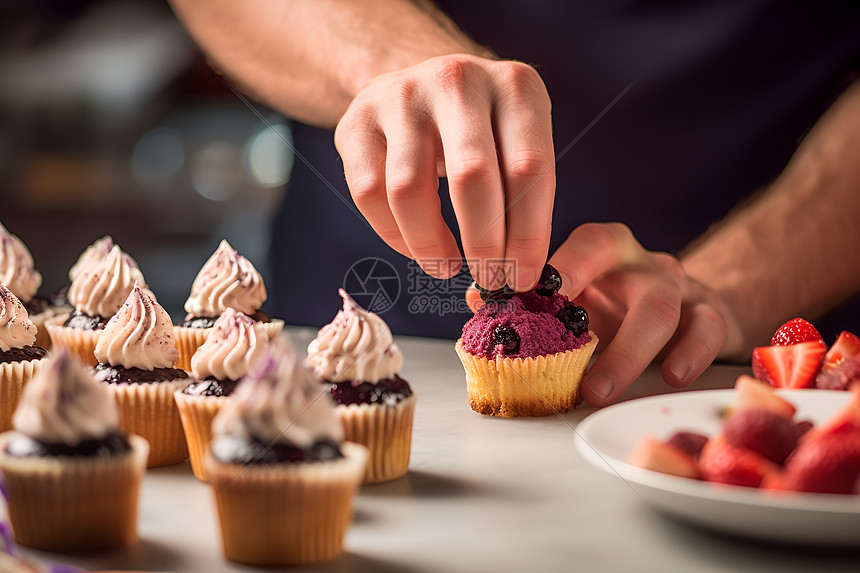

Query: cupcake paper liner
(205, 441), (368, 566)
(29, 308), (64, 351)
(337, 394), (416, 484)
(44, 313), (101, 367)
(455, 333), (598, 417)
(0, 433), (149, 552)
(174, 391), (229, 481)
(174, 318), (285, 372)
(108, 379), (191, 468)
(0, 359), (45, 432)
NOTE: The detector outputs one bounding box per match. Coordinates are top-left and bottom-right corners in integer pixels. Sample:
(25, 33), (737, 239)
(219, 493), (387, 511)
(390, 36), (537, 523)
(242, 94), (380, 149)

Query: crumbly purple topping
(460, 291), (591, 359)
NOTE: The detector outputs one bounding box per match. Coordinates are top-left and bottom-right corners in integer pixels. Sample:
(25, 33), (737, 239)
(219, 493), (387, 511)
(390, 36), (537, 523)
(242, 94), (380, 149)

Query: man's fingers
(432, 57), (507, 289)
(580, 282), (682, 406)
(660, 302), (727, 388)
(383, 102), (462, 278)
(335, 111), (412, 258)
(492, 62), (555, 291)
(549, 223), (644, 299)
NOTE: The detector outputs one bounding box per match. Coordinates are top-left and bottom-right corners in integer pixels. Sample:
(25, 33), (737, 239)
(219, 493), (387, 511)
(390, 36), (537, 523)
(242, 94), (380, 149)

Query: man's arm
(168, 0), (556, 292)
(167, 0), (488, 127)
(682, 78), (860, 360)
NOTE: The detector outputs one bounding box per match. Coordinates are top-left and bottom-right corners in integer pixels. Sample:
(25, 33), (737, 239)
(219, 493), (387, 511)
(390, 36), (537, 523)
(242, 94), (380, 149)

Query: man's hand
(336, 54), (556, 292)
(550, 223), (745, 406)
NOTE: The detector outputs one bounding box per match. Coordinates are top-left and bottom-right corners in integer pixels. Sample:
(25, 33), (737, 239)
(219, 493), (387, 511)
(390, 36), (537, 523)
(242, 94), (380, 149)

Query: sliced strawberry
(771, 318), (824, 346)
(815, 353), (860, 391)
(628, 436), (702, 479)
(699, 434), (780, 488)
(731, 375), (797, 419)
(465, 283), (484, 313)
(803, 382), (860, 442)
(821, 330), (860, 371)
(751, 341), (825, 389)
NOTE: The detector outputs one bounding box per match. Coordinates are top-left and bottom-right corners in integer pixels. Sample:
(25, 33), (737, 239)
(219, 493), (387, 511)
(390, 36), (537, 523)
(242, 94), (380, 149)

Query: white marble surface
(9, 328), (860, 572)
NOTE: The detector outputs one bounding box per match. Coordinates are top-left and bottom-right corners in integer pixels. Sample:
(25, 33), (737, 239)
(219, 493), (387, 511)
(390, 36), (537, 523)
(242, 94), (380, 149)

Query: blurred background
(1, 0), (293, 319)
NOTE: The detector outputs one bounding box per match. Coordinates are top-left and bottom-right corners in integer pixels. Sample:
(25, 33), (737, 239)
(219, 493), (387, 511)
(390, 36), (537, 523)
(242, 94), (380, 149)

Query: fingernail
(667, 361), (691, 384)
(585, 375), (614, 399)
(512, 266), (538, 292)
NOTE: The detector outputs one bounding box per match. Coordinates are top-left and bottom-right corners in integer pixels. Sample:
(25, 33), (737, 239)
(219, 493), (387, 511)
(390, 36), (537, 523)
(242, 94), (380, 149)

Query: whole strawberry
(771, 318), (824, 346)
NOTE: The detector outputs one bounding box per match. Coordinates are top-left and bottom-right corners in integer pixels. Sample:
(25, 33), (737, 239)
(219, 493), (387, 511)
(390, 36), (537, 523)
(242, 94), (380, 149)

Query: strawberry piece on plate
(723, 409), (799, 465)
(751, 341), (825, 389)
(730, 375), (797, 419)
(779, 428), (860, 494)
(771, 318), (824, 347)
(665, 431), (709, 461)
(628, 436), (702, 479)
(699, 434), (780, 488)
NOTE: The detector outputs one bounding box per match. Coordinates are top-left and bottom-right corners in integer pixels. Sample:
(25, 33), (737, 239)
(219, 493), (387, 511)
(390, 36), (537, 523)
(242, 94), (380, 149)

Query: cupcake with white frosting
(306, 289), (415, 484)
(0, 223), (61, 349)
(174, 239), (284, 370)
(45, 243), (146, 366)
(206, 334), (367, 565)
(93, 282), (190, 467)
(0, 349), (148, 552)
(0, 285), (48, 432)
(175, 307), (269, 480)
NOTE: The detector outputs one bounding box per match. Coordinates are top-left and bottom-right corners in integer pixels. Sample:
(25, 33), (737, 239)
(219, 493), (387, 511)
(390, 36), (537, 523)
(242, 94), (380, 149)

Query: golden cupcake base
(206, 441), (368, 566)
(44, 313), (101, 367)
(0, 358), (45, 432)
(174, 390), (229, 481)
(0, 433), (149, 553)
(337, 394), (416, 484)
(109, 379), (191, 467)
(455, 333), (598, 417)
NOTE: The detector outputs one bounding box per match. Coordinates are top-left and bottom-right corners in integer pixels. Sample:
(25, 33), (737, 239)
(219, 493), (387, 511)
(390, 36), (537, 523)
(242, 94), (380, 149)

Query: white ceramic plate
(573, 389), (860, 545)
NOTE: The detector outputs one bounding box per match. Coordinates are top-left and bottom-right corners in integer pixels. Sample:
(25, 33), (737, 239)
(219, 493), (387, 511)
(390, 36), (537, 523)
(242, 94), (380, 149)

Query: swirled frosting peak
(69, 235), (145, 285)
(94, 282), (179, 370)
(0, 284), (37, 351)
(67, 244), (142, 319)
(191, 307), (268, 381)
(0, 222), (42, 304)
(183, 239), (267, 319)
(12, 349), (119, 445)
(212, 334), (343, 448)
(306, 289), (403, 384)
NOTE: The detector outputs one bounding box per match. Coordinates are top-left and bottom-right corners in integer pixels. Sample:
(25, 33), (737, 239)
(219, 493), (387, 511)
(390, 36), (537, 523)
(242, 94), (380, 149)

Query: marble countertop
(9, 328), (860, 572)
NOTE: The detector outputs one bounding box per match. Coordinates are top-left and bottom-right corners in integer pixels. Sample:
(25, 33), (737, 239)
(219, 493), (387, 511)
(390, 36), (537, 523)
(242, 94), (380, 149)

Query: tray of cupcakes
(0, 224), (416, 569)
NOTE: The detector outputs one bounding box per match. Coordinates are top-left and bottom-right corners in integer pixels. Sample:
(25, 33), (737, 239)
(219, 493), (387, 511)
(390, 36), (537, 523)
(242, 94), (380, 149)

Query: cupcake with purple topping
(174, 240), (284, 371)
(455, 264), (598, 417)
(0, 285), (48, 432)
(0, 349), (148, 552)
(306, 289), (415, 484)
(175, 307), (268, 480)
(206, 334), (367, 565)
(93, 282), (190, 468)
(45, 243), (145, 366)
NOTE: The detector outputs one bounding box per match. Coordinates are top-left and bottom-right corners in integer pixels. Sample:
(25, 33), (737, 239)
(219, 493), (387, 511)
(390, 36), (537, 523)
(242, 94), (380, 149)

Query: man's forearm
(682, 79), (860, 359)
(168, 0), (487, 127)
